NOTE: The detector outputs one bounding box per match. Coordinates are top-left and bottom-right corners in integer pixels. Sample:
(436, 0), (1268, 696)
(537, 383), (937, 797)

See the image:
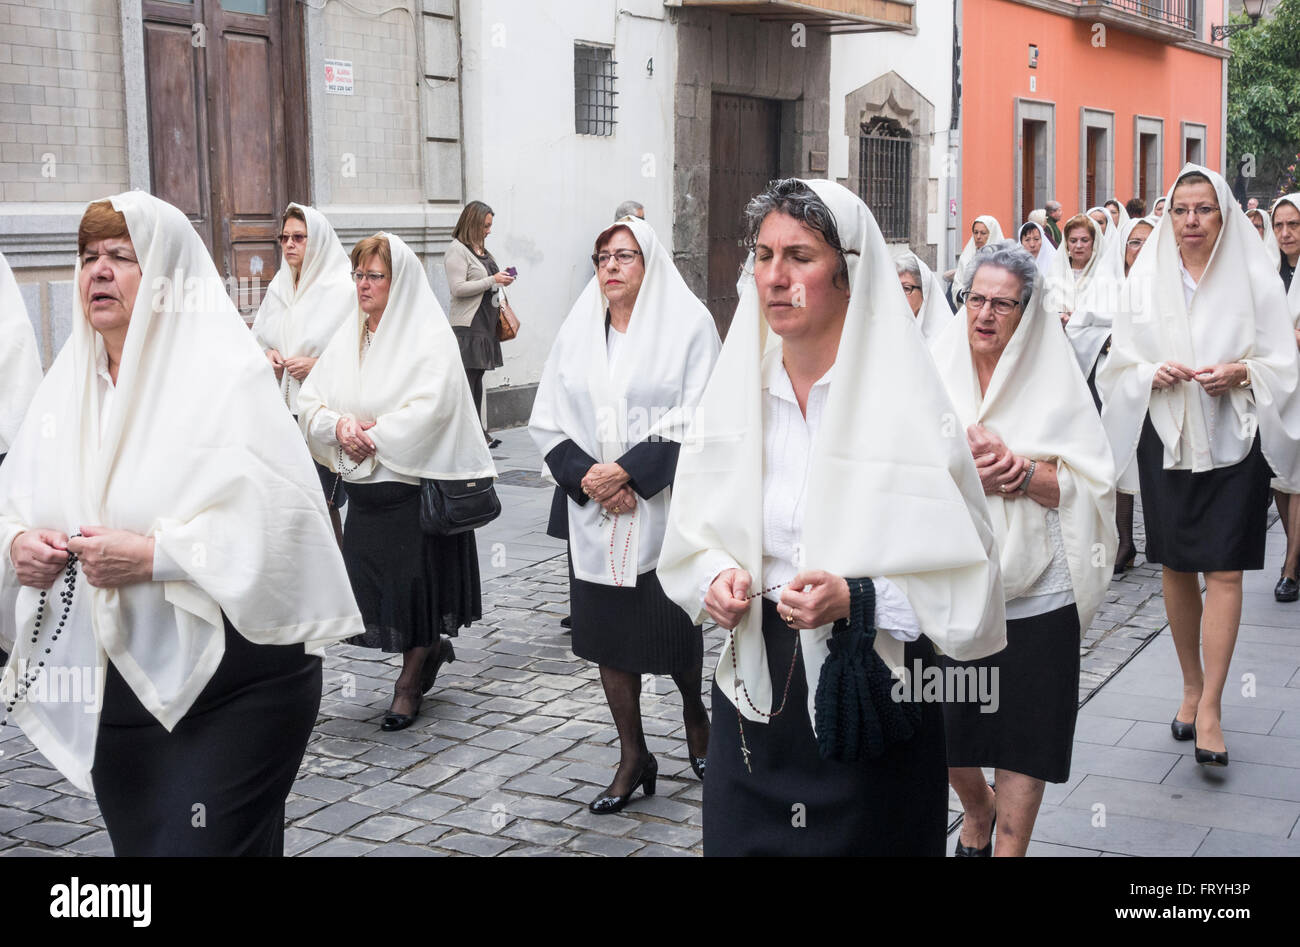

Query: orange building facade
(959, 0), (1229, 243)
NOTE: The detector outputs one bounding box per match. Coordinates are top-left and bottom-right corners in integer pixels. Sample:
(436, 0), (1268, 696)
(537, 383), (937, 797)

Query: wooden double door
(142, 0), (308, 313)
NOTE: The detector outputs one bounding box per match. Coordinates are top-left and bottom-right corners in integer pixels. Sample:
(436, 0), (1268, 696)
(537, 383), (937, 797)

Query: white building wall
(829, 3), (957, 266)
(459, 0), (677, 395)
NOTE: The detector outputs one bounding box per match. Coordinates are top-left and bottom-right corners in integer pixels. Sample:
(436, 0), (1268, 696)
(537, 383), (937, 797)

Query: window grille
(575, 44), (617, 136)
(859, 117), (912, 242)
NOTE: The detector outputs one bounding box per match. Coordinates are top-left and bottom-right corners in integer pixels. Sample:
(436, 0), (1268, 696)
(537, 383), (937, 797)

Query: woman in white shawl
(946, 214), (1004, 303)
(1104, 198), (1132, 233)
(1097, 165), (1300, 767)
(895, 250), (954, 341)
(1268, 194), (1300, 602)
(299, 233), (495, 732)
(1087, 205), (1115, 253)
(0, 250), (43, 465)
(1065, 215), (1157, 576)
(529, 216), (720, 813)
(1247, 206), (1277, 259)
(931, 241), (1116, 857)
(0, 193), (361, 855)
(1017, 220), (1057, 275)
(252, 203), (355, 537)
(1044, 213), (1105, 333)
(657, 179), (1006, 856)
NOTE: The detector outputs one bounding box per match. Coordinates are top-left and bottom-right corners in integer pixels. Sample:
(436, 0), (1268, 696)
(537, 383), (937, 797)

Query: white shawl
(1018, 221), (1058, 275)
(952, 215), (1005, 297)
(1248, 208), (1279, 266)
(898, 251), (954, 342)
(1064, 216), (1156, 377)
(1106, 200), (1132, 234)
(0, 251), (43, 454)
(0, 192), (362, 792)
(529, 217), (721, 586)
(298, 233), (495, 482)
(930, 268), (1117, 631)
(1087, 206), (1116, 254)
(251, 203), (355, 414)
(1270, 194), (1300, 327)
(657, 180), (1006, 728)
(1097, 164), (1300, 493)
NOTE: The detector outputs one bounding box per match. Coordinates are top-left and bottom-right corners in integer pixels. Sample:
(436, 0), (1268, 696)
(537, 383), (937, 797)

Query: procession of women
(0, 162), (1297, 857)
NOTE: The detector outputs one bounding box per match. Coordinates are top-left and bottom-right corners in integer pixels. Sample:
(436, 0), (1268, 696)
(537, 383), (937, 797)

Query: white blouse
(697, 354), (921, 642)
(304, 324), (419, 486)
(1166, 258), (1251, 470)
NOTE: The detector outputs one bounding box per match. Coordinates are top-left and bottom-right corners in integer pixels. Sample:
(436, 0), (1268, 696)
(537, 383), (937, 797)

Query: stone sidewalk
(0, 426), (1294, 856)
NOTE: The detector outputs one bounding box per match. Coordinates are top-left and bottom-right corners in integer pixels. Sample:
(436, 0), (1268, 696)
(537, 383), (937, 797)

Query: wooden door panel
(223, 33), (276, 216)
(143, 22), (210, 242)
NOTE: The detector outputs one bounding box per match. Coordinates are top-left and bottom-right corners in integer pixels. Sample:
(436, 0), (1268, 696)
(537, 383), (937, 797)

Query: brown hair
(282, 204), (307, 230)
(1172, 171), (1215, 202)
(350, 234), (392, 275)
(452, 200), (494, 250)
(595, 224), (638, 255)
(1063, 214), (1096, 240)
(77, 200), (129, 255)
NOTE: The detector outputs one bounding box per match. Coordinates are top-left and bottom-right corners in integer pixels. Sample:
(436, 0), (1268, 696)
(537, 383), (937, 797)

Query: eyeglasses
(278, 233), (307, 245)
(1126, 239), (1148, 250)
(1169, 205), (1220, 220)
(351, 271), (389, 284)
(900, 283), (921, 296)
(963, 293), (1021, 317)
(592, 250), (643, 268)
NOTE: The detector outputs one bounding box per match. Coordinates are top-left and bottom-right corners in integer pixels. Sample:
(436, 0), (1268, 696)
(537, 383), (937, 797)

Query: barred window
(859, 117), (912, 242)
(574, 43), (617, 136)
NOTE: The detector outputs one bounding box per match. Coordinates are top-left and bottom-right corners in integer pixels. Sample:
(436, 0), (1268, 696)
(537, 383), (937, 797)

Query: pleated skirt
(568, 557), (702, 674)
(1137, 416), (1271, 572)
(91, 616), (321, 856)
(343, 481), (481, 652)
(703, 599), (949, 857)
(940, 603), (1080, 784)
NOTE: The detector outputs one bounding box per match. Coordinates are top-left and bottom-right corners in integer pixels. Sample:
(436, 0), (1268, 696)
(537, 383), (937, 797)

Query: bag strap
(832, 576), (877, 646)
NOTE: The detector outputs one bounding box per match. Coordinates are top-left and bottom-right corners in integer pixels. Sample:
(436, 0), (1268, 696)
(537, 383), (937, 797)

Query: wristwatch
(1019, 459), (1037, 494)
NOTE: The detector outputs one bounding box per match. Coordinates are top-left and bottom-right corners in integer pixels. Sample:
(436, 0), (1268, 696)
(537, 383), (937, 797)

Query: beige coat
(444, 238), (498, 327)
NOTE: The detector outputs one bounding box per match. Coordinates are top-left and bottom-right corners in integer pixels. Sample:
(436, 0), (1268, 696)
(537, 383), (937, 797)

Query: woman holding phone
(446, 200), (513, 449)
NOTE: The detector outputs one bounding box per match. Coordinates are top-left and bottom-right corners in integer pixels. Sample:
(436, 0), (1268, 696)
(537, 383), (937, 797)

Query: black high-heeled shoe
(589, 756), (657, 814)
(381, 691), (422, 732)
(1113, 544), (1137, 576)
(420, 638), (456, 694)
(1195, 745), (1228, 767)
(954, 813), (996, 857)
(1170, 715), (1196, 742)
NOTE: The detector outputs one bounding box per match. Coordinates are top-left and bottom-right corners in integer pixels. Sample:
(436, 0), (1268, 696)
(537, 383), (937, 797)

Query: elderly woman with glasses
(896, 251), (954, 341)
(932, 242), (1116, 856)
(530, 217), (720, 813)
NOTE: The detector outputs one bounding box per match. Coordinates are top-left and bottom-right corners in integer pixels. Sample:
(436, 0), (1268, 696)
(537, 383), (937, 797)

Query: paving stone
(65, 831), (114, 857)
(0, 806), (41, 834)
(1194, 827), (1300, 857)
(435, 832), (516, 856)
(301, 838), (380, 857)
(363, 842), (444, 857)
(437, 771), (510, 798)
(351, 814), (425, 842)
(478, 752), (538, 778)
(569, 833), (645, 857)
(11, 821), (94, 846)
(500, 819), (578, 847)
(394, 793), (462, 822)
(292, 775), (356, 804)
(393, 763), (459, 789)
(629, 821), (701, 848)
(284, 827), (330, 856)
(284, 796), (330, 820)
(1060, 774), (1300, 837)
(349, 783), (424, 811)
(297, 801), (381, 834)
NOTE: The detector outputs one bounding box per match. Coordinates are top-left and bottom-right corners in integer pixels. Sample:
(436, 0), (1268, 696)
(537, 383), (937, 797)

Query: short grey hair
(969, 240), (1038, 310)
(894, 253), (922, 282)
(614, 200), (645, 221)
(1045, 200), (1062, 214)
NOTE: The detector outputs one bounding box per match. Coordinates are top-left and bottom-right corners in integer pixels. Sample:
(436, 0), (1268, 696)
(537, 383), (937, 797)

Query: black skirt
(568, 558), (702, 675)
(455, 250), (504, 371)
(91, 616), (321, 856)
(343, 481), (481, 652)
(940, 602), (1080, 784)
(703, 599), (949, 857)
(1137, 415), (1271, 572)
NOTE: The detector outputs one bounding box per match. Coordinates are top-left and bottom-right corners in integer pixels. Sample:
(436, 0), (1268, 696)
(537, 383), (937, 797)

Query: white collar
(762, 347), (834, 403)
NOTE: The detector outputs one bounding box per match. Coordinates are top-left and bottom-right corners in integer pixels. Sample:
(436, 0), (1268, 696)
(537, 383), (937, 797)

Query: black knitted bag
(813, 577), (922, 763)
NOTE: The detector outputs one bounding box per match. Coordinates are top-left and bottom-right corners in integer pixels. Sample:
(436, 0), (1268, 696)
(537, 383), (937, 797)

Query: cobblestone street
(0, 427), (1295, 857)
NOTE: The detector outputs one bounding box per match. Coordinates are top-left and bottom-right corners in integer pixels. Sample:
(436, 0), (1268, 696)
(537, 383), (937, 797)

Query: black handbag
(813, 577), (922, 763)
(419, 476), (501, 535)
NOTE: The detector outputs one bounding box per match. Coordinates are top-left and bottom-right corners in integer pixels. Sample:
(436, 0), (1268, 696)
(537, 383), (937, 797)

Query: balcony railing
(1087, 0), (1196, 31)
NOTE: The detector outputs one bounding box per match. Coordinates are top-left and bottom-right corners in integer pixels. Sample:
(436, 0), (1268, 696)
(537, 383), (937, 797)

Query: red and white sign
(324, 59), (353, 95)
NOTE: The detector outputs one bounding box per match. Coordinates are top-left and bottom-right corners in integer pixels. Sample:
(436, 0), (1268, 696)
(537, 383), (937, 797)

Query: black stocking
(598, 666), (651, 794)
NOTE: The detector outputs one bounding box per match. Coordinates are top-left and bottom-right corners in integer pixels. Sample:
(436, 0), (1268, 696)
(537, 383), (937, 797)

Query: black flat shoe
(420, 638), (456, 694)
(1275, 576), (1298, 603)
(1171, 715), (1196, 742)
(1195, 745), (1228, 767)
(954, 813), (996, 857)
(487, 437), (502, 449)
(1113, 544), (1137, 576)
(560, 615), (572, 629)
(589, 756), (657, 814)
